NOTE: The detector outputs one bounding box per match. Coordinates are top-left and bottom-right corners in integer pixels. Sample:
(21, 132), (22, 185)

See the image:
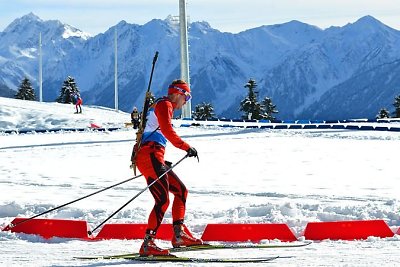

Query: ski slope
(1, 97), (400, 266)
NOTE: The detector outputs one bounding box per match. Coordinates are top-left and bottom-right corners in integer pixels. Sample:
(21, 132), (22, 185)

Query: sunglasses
(171, 86), (192, 102)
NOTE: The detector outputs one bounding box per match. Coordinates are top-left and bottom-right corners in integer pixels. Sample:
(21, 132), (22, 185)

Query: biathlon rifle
(131, 51), (159, 174)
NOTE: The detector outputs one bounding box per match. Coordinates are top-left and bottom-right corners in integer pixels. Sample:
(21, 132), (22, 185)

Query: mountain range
(1, 13), (399, 120)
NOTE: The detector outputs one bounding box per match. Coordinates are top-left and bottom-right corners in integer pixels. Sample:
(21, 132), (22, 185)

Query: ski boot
(139, 233), (170, 256)
(171, 224), (203, 248)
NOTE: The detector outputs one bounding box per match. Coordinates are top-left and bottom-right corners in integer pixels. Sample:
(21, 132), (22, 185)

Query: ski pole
(88, 154), (188, 236)
(9, 173), (143, 228)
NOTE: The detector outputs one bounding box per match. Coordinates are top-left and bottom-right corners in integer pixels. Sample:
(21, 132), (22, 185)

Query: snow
(1, 97), (400, 266)
(62, 25), (92, 40)
(0, 97), (126, 131)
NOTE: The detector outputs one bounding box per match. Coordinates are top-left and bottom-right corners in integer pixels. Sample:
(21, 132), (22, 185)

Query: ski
(172, 241), (311, 253)
(76, 241), (310, 260)
(76, 254), (279, 263)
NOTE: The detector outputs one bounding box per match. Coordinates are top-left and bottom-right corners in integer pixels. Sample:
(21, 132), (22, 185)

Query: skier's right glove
(165, 160), (173, 168)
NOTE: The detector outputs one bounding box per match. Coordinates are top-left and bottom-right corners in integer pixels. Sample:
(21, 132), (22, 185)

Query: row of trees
(14, 76), (276, 121)
(13, 76), (400, 121)
(14, 76), (81, 103)
(193, 78), (400, 121)
(193, 79), (278, 121)
(377, 95), (400, 119)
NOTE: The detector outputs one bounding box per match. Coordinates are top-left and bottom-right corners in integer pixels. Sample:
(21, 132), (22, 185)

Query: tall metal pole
(114, 27), (118, 111)
(179, 0), (191, 118)
(39, 32), (43, 102)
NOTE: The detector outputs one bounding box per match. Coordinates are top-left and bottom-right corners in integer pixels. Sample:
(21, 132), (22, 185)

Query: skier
(72, 93), (82, 114)
(131, 107), (140, 129)
(134, 79), (202, 256)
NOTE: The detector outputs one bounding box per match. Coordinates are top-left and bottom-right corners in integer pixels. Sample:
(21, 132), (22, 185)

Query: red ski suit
(136, 97), (191, 235)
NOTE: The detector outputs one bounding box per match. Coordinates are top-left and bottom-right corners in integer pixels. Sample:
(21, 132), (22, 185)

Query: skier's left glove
(186, 147), (198, 157)
(186, 147), (199, 162)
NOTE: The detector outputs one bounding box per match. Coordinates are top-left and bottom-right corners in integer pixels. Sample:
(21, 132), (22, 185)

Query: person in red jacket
(72, 93), (82, 114)
(135, 79), (202, 256)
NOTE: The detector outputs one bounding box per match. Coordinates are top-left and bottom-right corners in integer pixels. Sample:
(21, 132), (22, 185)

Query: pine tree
(56, 76), (80, 104)
(193, 102), (216, 120)
(15, 77), (36, 100)
(261, 97), (279, 121)
(393, 95), (400, 118)
(239, 79), (263, 120)
(376, 108), (390, 119)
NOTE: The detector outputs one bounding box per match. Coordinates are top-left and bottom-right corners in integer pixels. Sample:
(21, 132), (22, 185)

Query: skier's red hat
(168, 80), (191, 96)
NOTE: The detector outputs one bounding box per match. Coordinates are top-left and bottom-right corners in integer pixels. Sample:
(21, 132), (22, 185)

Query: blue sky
(1, 0), (399, 35)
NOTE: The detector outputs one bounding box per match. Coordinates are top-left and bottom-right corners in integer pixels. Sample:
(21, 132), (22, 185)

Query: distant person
(72, 93), (82, 114)
(131, 107), (140, 129)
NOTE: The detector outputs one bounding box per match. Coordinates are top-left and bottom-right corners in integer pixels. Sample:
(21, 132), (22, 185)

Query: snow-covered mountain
(0, 13), (89, 97)
(1, 13), (399, 119)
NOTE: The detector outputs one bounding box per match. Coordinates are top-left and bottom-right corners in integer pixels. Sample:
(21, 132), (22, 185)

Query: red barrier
(304, 220), (394, 240)
(90, 123), (101, 129)
(94, 223), (191, 240)
(3, 218), (395, 241)
(2, 218), (90, 239)
(201, 223), (297, 242)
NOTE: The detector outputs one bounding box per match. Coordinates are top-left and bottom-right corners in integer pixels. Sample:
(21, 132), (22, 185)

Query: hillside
(0, 97), (129, 131)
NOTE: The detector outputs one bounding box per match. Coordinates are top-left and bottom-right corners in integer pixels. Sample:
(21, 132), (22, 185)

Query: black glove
(165, 160), (173, 168)
(186, 147), (198, 158)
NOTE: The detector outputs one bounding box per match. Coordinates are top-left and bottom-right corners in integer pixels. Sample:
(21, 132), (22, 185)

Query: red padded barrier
(201, 223), (297, 242)
(90, 123), (101, 129)
(396, 227), (400, 235)
(94, 223), (191, 240)
(2, 217), (90, 239)
(304, 220), (394, 240)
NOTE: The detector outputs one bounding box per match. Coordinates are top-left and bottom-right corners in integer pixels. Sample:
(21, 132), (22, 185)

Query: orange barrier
(2, 217), (89, 239)
(94, 223), (191, 240)
(304, 220), (394, 240)
(201, 223), (297, 242)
